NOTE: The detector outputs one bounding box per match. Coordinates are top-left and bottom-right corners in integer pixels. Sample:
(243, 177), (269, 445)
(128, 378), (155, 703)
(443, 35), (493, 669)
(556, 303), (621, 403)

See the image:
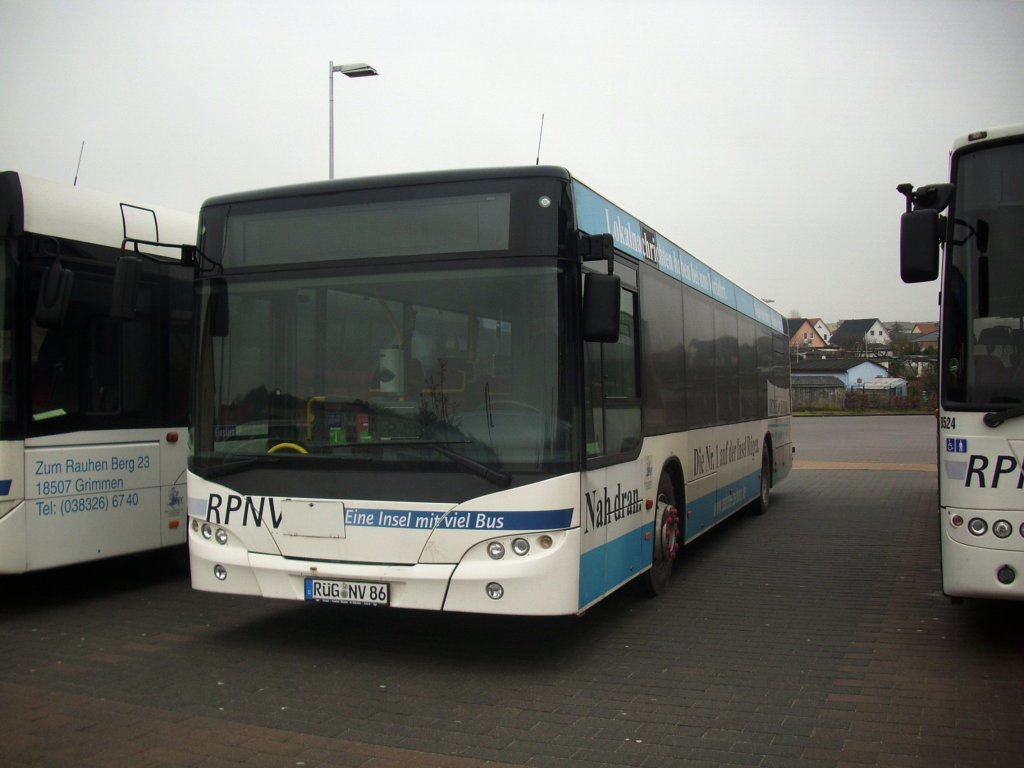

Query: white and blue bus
(187, 167), (792, 615)
(0, 171), (195, 573)
(900, 124), (1024, 600)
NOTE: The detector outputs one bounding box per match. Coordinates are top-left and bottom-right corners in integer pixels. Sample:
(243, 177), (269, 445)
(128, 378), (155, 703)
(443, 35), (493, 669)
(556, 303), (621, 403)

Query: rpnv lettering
(206, 493), (283, 528)
(964, 454), (1024, 489)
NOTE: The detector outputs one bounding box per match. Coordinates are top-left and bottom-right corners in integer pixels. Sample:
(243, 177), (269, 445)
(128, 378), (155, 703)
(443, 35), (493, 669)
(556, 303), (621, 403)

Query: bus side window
(84, 316), (121, 414)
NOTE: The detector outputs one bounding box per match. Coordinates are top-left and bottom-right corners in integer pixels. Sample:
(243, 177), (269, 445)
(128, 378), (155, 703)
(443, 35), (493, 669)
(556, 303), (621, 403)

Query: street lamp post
(329, 61), (378, 179)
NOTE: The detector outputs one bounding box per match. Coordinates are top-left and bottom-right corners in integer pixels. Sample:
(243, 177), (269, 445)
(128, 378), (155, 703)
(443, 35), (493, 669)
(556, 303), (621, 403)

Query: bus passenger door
(580, 277), (647, 607)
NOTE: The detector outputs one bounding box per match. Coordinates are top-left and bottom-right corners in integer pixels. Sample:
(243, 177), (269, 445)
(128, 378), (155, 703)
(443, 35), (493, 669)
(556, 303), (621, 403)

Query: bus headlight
(993, 520), (1012, 539)
(487, 542), (505, 560)
(213, 564), (227, 581)
(486, 582), (504, 600)
(967, 518), (988, 536)
(511, 538), (530, 556)
(201, 523), (213, 540)
(215, 527), (229, 545)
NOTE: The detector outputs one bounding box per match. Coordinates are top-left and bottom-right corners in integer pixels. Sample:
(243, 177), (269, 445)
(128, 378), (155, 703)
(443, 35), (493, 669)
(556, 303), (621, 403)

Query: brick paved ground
(1, 416), (1022, 767)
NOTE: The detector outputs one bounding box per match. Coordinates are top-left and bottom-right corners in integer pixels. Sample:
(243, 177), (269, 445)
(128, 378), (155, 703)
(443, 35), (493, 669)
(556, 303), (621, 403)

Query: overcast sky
(3, 0), (1022, 323)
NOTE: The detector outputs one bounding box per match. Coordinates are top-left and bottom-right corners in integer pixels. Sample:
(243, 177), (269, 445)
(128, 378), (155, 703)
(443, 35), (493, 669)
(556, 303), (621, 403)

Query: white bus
(0, 171), (195, 573)
(900, 124), (1024, 600)
(188, 167), (793, 615)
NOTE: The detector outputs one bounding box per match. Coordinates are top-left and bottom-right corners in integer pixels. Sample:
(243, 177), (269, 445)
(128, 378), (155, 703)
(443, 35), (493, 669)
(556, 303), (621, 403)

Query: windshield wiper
(349, 439), (512, 488)
(199, 455), (280, 479)
(984, 404), (1024, 428)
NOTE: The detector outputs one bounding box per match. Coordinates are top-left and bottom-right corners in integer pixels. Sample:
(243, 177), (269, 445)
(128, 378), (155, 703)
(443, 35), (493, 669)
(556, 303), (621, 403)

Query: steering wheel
(267, 442), (308, 455)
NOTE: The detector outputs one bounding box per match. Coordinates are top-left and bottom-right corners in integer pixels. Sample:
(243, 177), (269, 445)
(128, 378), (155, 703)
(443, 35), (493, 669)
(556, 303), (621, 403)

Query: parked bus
(187, 167), (793, 615)
(0, 171), (195, 573)
(900, 123), (1024, 600)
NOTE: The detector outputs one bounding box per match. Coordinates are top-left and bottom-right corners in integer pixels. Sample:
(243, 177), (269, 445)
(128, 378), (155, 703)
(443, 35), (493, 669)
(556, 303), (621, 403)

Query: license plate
(304, 577), (389, 606)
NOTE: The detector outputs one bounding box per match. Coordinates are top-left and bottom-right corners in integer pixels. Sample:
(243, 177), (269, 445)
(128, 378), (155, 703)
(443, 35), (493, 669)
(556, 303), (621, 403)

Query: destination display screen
(220, 192), (511, 267)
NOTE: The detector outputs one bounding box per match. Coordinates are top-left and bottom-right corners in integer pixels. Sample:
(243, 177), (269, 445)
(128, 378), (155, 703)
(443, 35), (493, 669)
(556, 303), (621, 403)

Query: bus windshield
(192, 263), (577, 485)
(943, 141), (1024, 406)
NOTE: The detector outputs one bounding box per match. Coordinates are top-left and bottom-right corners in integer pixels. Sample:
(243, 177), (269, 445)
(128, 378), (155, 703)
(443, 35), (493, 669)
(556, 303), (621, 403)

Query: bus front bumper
(189, 524), (583, 615)
(941, 517), (1024, 600)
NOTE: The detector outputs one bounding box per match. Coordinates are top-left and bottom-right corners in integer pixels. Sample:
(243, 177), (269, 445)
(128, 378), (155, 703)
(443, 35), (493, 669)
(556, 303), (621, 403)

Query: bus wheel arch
(639, 460), (684, 596)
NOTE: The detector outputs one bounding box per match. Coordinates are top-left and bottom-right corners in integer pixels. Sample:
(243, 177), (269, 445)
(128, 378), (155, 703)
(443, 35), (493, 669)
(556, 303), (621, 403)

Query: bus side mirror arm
(111, 240), (205, 320)
(898, 183), (954, 216)
(579, 232), (615, 274)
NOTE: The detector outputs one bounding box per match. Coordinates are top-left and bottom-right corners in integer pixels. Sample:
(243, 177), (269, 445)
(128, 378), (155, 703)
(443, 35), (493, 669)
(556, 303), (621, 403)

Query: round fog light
(511, 538), (530, 556)
(201, 522), (213, 539)
(997, 565), (1016, 585)
(215, 527), (229, 545)
(486, 582), (504, 600)
(487, 541), (505, 560)
(213, 564), (227, 581)
(967, 518), (988, 536)
(993, 520), (1012, 539)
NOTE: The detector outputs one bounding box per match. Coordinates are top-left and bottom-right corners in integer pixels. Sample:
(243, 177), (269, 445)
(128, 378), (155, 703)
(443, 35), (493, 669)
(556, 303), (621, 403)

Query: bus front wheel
(640, 472), (681, 596)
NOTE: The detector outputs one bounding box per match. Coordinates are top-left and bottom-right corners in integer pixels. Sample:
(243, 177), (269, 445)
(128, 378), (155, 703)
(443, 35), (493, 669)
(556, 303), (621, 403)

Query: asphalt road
(1, 415), (1022, 768)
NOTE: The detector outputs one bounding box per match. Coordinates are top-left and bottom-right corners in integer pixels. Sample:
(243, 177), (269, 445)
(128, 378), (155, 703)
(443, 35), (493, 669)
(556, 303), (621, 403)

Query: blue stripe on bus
(0, 479), (11, 495)
(342, 508), (574, 531)
(187, 496), (573, 532)
(685, 469), (762, 540)
(579, 522), (654, 608)
(577, 468), (762, 608)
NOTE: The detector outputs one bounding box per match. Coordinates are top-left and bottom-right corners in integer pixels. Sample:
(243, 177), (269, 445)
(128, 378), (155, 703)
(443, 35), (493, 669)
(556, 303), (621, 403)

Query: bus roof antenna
(73, 141), (84, 186)
(535, 114), (545, 165)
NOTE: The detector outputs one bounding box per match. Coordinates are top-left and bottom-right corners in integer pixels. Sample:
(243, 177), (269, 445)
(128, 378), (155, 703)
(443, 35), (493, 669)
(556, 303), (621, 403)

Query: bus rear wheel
(753, 445), (771, 515)
(640, 472), (681, 596)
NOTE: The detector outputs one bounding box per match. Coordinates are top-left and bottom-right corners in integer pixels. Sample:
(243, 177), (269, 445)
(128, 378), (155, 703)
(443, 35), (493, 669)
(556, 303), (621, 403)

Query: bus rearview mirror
(899, 209), (941, 283)
(111, 256), (142, 320)
(35, 260), (74, 328)
(209, 278), (230, 337)
(583, 272), (621, 343)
